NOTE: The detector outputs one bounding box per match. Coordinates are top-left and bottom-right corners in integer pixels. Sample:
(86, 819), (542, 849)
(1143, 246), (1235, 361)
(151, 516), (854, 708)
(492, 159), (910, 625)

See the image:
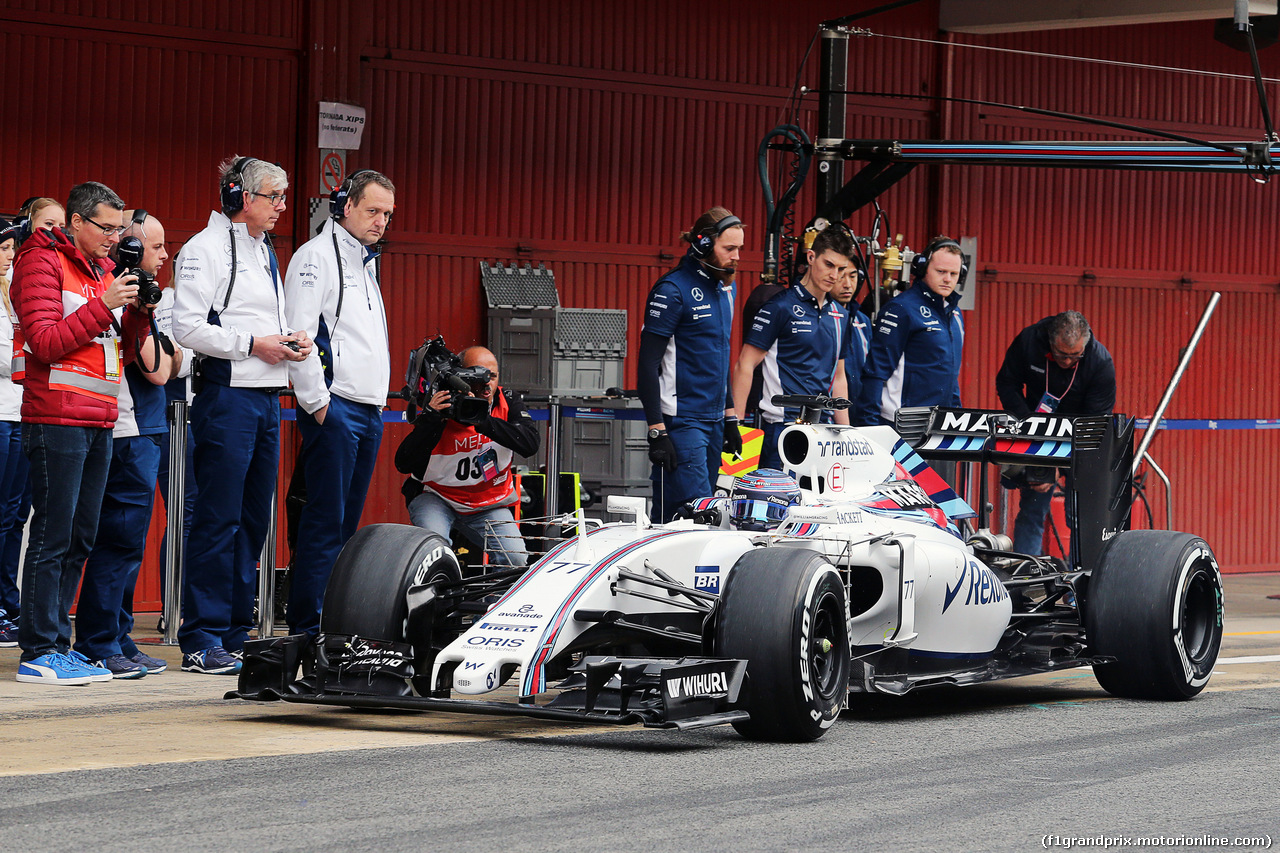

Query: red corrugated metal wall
(1, 1), (305, 611)
(3, 0), (1276, 612)
(942, 21), (1280, 572)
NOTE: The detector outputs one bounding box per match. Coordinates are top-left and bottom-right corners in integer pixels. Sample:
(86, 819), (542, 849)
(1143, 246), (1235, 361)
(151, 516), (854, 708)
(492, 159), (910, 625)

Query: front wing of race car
(228, 632), (750, 731)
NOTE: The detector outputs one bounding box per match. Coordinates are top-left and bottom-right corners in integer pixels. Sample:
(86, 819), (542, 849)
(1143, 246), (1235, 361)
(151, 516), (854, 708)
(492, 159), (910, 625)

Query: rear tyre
(715, 547), (850, 741)
(321, 524), (462, 643)
(1086, 530), (1223, 700)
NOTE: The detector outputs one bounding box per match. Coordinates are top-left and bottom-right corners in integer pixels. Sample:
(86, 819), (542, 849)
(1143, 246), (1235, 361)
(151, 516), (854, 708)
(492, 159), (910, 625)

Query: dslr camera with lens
(402, 336), (494, 425)
(116, 235), (164, 306)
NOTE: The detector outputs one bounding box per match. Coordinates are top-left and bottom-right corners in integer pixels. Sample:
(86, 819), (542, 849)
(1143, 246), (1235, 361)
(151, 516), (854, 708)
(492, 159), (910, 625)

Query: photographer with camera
(395, 345), (538, 568)
(283, 169), (394, 639)
(996, 311), (1115, 556)
(74, 211), (177, 678)
(172, 156), (311, 675)
(10, 182), (153, 685)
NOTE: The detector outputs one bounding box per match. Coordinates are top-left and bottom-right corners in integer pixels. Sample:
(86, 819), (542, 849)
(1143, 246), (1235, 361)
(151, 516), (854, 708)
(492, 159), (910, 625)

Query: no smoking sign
(319, 148), (347, 194)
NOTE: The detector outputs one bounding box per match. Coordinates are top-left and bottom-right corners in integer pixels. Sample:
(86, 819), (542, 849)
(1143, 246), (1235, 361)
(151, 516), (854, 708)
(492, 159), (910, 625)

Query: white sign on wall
(318, 101), (366, 149)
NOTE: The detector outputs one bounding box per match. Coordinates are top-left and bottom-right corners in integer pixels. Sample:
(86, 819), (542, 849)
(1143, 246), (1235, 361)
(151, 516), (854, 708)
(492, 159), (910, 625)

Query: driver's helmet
(730, 468), (801, 531)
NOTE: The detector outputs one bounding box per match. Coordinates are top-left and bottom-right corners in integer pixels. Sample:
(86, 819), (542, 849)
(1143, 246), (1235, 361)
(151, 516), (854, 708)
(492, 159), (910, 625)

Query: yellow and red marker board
(720, 425), (763, 477)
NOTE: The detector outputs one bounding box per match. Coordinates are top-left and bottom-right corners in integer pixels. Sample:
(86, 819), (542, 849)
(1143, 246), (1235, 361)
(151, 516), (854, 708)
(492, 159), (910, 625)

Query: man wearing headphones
(638, 207), (742, 522)
(173, 156), (312, 675)
(283, 170), (394, 638)
(855, 236), (966, 426)
(996, 311), (1115, 555)
(729, 226), (854, 470)
(75, 211), (177, 678)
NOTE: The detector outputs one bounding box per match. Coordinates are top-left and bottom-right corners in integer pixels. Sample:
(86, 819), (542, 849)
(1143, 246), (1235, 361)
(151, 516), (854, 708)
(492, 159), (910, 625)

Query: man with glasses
(996, 310), (1115, 556)
(173, 156), (312, 675)
(283, 170), (394, 638)
(9, 182), (153, 684)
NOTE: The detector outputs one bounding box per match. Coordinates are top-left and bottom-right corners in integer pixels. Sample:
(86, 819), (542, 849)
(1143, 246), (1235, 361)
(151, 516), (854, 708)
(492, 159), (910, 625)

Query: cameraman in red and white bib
(395, 346), (539, 567)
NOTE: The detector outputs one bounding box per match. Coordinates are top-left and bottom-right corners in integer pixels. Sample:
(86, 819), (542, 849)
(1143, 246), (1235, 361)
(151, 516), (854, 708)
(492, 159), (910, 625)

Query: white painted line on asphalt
(1215, 654), (1280, 665)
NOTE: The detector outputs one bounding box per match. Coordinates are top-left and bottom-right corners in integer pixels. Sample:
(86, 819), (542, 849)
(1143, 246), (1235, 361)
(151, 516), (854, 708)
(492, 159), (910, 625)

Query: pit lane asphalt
(1, 574), (1277, 852)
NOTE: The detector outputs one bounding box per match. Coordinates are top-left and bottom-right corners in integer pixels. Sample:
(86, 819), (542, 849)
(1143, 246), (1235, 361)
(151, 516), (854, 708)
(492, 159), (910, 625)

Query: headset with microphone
(690, 214), (742, 273)
(329, 169), (374, 219)
(909, 237), (969, 286)
(220, 157), (255, 216)
(116, 208), (150, 262)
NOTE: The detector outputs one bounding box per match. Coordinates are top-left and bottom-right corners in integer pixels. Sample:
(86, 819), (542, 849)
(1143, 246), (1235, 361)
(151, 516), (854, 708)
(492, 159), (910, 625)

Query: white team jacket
(172, 211), (290, 388)
(284, 217), (390, 414)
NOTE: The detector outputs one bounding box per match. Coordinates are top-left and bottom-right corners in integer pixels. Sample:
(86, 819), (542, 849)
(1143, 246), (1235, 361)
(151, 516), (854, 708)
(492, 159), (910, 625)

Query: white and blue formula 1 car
(232, 398), (1224, 742)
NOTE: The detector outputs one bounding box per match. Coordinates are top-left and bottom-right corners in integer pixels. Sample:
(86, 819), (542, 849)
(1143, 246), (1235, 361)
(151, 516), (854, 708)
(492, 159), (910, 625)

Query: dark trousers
(179, 385), (279, 655)
(75, 435), (161, 661)
(651, 416), (722, 523)
(0, 420), (30, 616)
(17, 423), (112, 661)
(759, 420), (785, 471)
(288, 395), (383, 636)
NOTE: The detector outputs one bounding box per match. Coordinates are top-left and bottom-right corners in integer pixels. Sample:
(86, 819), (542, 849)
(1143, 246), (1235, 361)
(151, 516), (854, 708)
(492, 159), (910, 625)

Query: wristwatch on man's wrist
(647, 427), (667, 440)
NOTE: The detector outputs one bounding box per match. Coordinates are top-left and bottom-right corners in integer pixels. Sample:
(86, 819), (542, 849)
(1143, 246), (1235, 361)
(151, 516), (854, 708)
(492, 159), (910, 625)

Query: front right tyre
(715, 547), (851, 741)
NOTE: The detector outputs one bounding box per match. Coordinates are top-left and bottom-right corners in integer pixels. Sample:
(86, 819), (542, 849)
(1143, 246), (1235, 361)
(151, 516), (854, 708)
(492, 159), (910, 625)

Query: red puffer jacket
(10, 227), (149, 427)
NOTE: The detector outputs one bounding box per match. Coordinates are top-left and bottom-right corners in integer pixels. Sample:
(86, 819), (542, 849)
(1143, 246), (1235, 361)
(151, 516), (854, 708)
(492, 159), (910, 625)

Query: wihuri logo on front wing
(664, 671), (729, 698)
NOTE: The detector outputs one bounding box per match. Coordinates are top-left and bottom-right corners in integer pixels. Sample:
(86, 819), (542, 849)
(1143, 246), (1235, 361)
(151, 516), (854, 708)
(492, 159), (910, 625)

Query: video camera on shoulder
(402, 336), (493, 425)
(116, 236), (163, 305)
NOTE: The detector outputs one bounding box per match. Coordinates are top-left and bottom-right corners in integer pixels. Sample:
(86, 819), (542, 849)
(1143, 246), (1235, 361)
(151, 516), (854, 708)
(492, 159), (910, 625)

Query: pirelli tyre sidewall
(716, 547), (851, 742)
(320, 523), (462, 644)
(1085, 530), (1224, 700)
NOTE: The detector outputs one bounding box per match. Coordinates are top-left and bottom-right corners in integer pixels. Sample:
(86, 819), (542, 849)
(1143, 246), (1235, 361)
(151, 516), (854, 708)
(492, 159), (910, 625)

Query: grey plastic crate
(481, 261), (559, 309)
(556, 406), (645, 482)
(552, 356), (625, 397)
(554, 308), (627, 357)
(622, 435), (650, 482)
(581, 477), (653, 522)
(487, 308), (554, 393)
(558, 417), (624, 481)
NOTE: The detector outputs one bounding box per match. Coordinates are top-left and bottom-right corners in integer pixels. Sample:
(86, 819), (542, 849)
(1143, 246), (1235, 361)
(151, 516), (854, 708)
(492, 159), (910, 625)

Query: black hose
(757, 124), (812, 284)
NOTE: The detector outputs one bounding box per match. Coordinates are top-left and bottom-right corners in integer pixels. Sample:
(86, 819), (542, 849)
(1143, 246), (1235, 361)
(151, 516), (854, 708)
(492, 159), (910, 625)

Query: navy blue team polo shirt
(745, 282), (846, 423)
(842, 304), (872, 405)
(641, 253), (735, 420)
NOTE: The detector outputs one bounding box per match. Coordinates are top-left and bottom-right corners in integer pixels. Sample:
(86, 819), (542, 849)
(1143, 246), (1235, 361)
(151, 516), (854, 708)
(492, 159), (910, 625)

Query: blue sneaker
(129, 650), (168, 674)
(16, 652), (96, 685)
(97, 653), (148, 680)
(0, 616), (17, 648)
(181, 647), (241, 675)
(67, 650), (114, 683)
